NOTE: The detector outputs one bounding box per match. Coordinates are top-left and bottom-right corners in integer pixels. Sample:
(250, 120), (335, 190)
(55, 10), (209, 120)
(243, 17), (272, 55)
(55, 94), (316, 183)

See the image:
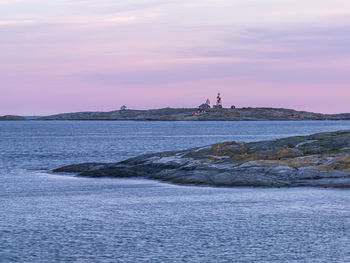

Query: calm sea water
(1, 120), (350, 263)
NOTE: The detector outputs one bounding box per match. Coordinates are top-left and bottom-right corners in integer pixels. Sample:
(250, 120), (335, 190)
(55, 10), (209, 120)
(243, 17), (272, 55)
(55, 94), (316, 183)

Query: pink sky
(1, 0), (350, 115)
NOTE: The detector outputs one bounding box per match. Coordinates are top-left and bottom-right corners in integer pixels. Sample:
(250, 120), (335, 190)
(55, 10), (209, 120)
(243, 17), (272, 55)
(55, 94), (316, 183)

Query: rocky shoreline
(40, 107), (350, 121)
(54, 130), (350, 188)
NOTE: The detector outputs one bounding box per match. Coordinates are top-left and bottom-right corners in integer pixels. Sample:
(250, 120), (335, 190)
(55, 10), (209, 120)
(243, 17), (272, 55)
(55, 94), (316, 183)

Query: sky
(1, 0), (350, 115)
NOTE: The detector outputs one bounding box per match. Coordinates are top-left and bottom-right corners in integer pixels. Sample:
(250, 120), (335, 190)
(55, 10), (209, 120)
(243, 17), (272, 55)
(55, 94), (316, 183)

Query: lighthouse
(213, 93), (223, 109)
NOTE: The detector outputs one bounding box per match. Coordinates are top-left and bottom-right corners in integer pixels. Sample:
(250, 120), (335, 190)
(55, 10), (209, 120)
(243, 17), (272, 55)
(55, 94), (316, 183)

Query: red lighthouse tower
(214, 93), (223, 109)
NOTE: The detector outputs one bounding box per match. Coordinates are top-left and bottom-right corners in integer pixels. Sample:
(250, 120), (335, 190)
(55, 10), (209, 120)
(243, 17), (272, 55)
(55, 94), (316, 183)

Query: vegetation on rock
(54, 130), (350, 188)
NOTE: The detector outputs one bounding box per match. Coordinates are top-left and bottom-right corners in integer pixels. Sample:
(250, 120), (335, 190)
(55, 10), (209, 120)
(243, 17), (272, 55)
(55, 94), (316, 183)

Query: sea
(1, 120), (350, 263)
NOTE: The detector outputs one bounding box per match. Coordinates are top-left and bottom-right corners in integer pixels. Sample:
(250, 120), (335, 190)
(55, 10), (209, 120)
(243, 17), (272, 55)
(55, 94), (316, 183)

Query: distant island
(37, 93), (350, 121)
(0, 115), (26, 121)
(2, 107), (350, 121)
(54, 130), (350, 188)
(38, 107), (350, 121)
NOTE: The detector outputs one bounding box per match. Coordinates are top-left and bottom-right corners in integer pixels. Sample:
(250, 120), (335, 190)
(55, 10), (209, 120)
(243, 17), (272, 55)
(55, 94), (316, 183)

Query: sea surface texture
(1, 120), (350, 263)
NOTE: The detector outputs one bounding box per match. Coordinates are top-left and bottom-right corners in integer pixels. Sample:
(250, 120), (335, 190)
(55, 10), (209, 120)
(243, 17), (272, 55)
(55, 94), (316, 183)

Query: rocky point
(54, 130), (350, 188)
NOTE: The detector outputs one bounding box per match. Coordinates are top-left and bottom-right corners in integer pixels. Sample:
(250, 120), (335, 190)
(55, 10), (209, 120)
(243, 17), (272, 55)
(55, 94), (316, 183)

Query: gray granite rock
(53, 130), (350, 188)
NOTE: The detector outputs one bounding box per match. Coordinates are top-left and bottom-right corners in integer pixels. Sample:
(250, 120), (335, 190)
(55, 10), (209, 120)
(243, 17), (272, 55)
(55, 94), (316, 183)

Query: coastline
(54, 129), (350, 188)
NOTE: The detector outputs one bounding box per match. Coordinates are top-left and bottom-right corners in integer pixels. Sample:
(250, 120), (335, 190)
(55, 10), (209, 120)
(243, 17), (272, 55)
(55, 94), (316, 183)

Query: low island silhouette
(2, 93), (350, 121)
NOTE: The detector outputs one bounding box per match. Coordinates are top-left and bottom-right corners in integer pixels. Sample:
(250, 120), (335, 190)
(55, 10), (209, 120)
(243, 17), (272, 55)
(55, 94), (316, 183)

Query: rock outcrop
(54, 130), (350, 188)
(40, 107), (350, 121)
(0, 115), (26, 121)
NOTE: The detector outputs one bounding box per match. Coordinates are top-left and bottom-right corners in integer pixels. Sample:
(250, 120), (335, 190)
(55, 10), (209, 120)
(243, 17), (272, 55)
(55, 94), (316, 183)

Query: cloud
(104, 16), (138, 23)
(0, 19), (36, 26)
(2, 0), (350, 114)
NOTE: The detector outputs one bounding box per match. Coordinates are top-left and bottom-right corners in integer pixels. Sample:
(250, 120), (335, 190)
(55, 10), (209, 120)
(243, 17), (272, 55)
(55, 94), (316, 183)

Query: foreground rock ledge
(54, 130), (350, 188)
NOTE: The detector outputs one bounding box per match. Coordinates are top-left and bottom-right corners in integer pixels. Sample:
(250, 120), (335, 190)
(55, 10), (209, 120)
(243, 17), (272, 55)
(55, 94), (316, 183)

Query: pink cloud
(1, 1), (350, 115)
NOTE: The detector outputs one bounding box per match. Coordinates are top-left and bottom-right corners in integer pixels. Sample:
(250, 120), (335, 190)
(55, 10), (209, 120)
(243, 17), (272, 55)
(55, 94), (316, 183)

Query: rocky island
(54, 130), (350, 188)
(39, 107), (350, 121)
